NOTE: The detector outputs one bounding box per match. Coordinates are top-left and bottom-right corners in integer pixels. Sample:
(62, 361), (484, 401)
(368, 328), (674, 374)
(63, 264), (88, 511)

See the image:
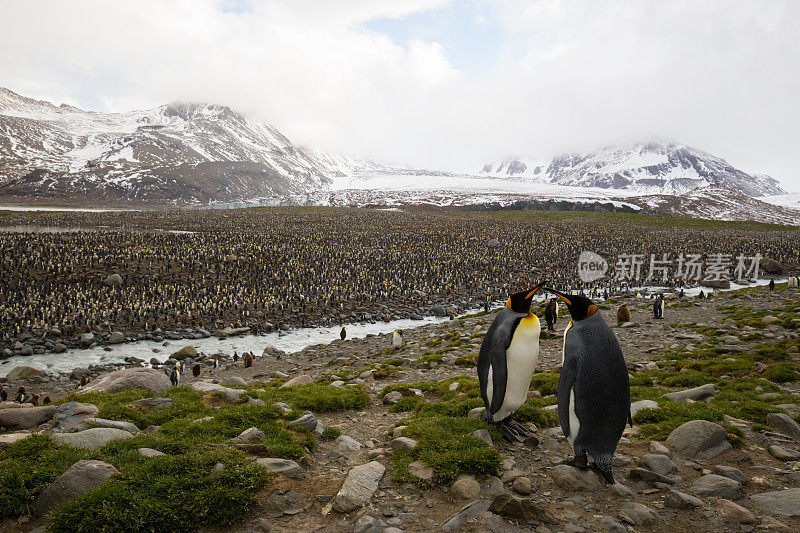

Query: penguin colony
(0, 208), (797, 356)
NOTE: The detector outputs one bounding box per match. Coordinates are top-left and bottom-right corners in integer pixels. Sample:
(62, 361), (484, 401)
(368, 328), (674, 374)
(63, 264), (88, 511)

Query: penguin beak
(525, 282), (545, 299)
(544, 287), (572, 306)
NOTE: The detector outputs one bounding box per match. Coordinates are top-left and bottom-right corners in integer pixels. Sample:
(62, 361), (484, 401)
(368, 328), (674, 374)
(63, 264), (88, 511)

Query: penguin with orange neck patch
(477, 283), (543, 442)
(547, 288), (631, 483)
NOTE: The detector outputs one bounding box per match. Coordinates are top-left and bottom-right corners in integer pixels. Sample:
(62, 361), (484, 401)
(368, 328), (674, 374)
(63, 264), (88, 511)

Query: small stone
(383, 391), (404, 404)
(138, 447), (165, 457)
(664, 489), (704, 509)
(512, 476), (533, 495)
(451, 475), (481, 500)
(468, 406), (485, 419)
(333, 461), (386, 513)
(551, 465), (600, 491)
(353, 515), (382, 533)
(639, 454), (676, 475)
(749, 488), (800, 517)
(600, 516), (627, 533)
(766, 413), (800, 440)
(234, 427), (265, 443)
(335, 435), (362, 451)
(768, 444), (800, 461)
(649, 441), (672, 457)
(407, 460), (433, 482)
(257, 458), (305, 480)
(714, 465), (746, 484)
(471, 429), (492, 446)
(619, 502), (658, 526)
(391, 437), (417, 451)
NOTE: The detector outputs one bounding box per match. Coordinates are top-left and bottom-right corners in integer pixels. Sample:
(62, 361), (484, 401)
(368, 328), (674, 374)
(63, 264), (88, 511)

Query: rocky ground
(1, 283), (800, 532)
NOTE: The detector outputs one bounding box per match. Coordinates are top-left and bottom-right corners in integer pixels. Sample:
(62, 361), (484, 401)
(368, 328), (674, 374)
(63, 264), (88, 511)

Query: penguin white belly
(567, 388), (580, 445)
(492, 318), (540, 421)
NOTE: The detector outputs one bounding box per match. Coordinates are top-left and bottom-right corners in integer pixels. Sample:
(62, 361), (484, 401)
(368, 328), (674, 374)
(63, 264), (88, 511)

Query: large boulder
(281, 375), (314, 387)
(0, 405), (57, 430)
(52, 428), (133, 449)
(765, 412), (800, 440)
(750, 488), (800, 517)
(666, 420), (730, 460)
(33, 460), (118, 516)
(108, 331), (125, 344)
(760, 257), (783, 274)
(700, 279), (730, 290)
(78, 367), (171, 395)
(332, 461), (386, 513)
(190, 381), (245, 401)
(49, 402), (100, 433)
(171, 346), (197, 360)
(690, 474), (743, 500)
(6, 365), (45, 380)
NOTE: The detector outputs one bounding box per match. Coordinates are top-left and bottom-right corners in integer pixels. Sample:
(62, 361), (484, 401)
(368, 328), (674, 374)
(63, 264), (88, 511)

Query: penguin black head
(545, 288), (597, 321)
(506, 282), (544, 314)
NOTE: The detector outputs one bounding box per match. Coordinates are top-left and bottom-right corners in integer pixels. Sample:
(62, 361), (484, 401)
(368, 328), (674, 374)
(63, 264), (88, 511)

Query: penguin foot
(590, 463), (615, 484)
(566, 454), (589, 470)
(496, 418), (531, 442)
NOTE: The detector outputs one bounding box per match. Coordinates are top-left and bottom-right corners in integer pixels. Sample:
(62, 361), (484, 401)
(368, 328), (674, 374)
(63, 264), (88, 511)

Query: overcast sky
(1, 0), (798, 190)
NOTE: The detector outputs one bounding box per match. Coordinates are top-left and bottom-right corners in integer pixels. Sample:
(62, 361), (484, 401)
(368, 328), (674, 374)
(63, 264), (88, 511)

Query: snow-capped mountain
(0, 87), (379, 206)
(481, 142), (785, 197)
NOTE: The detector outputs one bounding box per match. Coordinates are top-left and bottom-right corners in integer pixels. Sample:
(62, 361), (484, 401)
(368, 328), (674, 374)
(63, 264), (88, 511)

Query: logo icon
(578, 251), (608, 283)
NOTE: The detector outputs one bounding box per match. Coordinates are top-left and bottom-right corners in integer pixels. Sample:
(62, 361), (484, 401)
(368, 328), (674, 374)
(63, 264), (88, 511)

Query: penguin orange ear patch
(587, 304), (597, 317)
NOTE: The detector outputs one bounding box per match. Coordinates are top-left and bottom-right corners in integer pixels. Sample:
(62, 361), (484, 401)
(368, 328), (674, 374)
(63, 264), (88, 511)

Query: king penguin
(547, 288), (631, 483)
(477, 283), (544, 442)
(170, 366), (180, 387)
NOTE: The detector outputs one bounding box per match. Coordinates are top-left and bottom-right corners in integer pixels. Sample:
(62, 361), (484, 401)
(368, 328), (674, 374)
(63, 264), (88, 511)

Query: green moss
(320, 426), (341, 440)
(419, 353), (443, 364)
(379, 382), (436, 398)
(454, 354), (476, 367)
(390, 396), (426, 413)
(530, 371), (560, 396)
(47, 447), (268, 533)
(515, 402), (559, 428)
(658, 370), (715, 388)
(255, 383), (370, 413)
(391, 416), (501, 486)
(762, 362), (800, 383)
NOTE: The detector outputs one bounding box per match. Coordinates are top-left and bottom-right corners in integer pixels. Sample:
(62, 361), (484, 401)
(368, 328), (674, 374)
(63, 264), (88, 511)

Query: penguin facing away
(616, 304), (631, 325)
(170, 367), (180, 387)
(340, 327), (347, 340)
(547, 288), (631, 483)
(544, 298), (558, 331)
(477, 283), (544, 442)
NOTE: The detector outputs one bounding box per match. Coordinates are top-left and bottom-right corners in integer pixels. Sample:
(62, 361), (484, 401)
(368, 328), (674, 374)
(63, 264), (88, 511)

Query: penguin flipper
(557, 350), (577, 439)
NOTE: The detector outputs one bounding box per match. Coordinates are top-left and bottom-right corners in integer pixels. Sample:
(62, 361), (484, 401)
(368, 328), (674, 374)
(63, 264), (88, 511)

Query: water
(0, 311), (478, 377)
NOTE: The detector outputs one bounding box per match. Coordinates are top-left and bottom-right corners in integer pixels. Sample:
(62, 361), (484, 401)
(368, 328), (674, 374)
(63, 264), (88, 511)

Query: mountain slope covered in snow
(0, 87), (379, 206)
(481, 142), (784, 197)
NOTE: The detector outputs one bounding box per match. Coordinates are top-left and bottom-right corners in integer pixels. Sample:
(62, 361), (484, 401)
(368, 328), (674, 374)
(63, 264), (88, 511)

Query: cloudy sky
(1, 0), (798, 189)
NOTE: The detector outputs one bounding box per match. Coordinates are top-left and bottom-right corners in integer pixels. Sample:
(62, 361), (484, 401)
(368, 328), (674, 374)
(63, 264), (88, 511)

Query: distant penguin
(43, 396), (51, 405)
(0, 388), (6, 402)
(547, 288), (631, 483)
(170, 367), (180, 387)
(31, 394), (39, 406)
(233, 351), (239, 362)
(79, 375), (87, 388)
(192, 364), (201, 377)
(699, 290), (705, 299)
(769, 279), (775, 291)
(679, 289), (685, 298)
(477, 283), (544, 442)
(212, 358), (219, 369)
(244, 352), (254, 368)
(653, 296), (664, 319)
(392, 330), (404, 347)
(15, 386), (28, 404)
(545, 298), (558, 331)
(616, 304), (631, 325)
(340, 327), (347, 340)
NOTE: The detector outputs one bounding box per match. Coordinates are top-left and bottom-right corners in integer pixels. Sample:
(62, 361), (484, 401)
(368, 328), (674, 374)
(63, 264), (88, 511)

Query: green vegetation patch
(2, 382), (369, 530)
